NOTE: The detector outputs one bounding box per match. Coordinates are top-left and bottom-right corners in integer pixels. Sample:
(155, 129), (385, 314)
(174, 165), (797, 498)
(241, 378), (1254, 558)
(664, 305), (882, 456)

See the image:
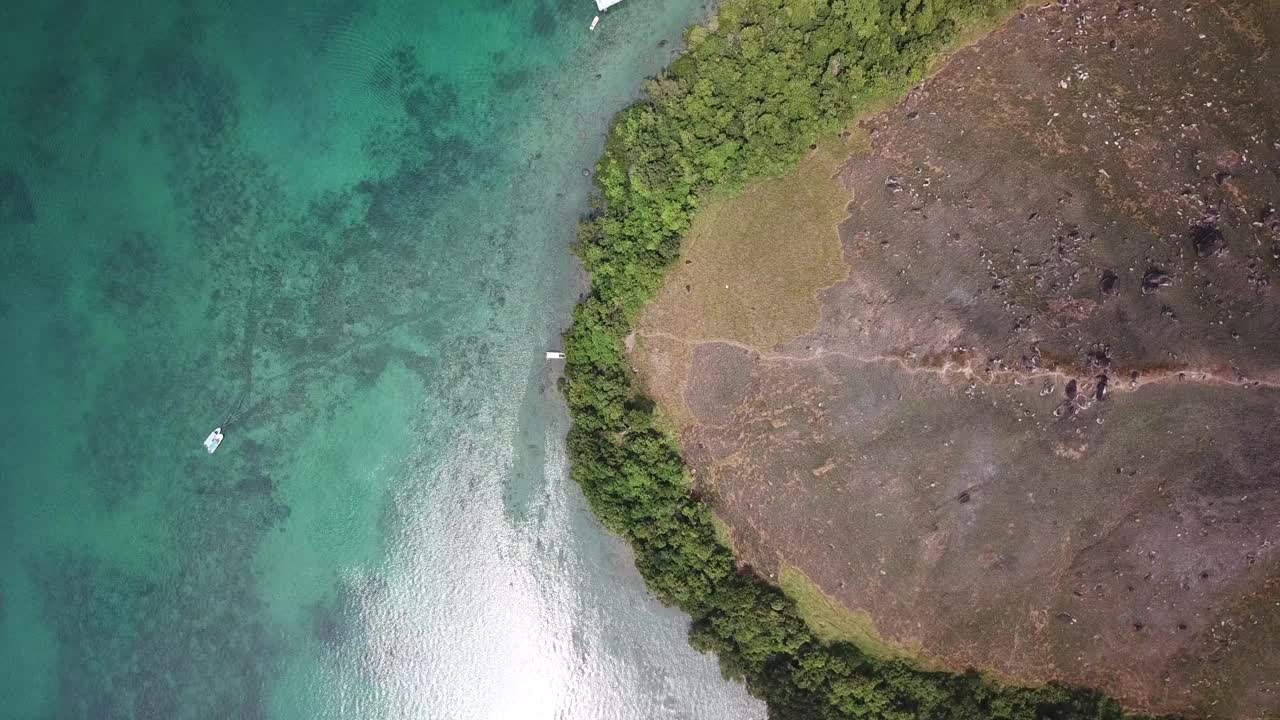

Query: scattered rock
(1065, 379), (1078, 399)
(1086, 345), (1112, 369)
(1095, 374), (1108, 401)
(1141, 269), (1172, 294)
(1054, 397), (1077, 418)
(1056, 612), (1076, 625)
(958, 491), (971, 504)
(1192, 225), (1227, 258)
(885, 176), (903, 193)
(1074, 389), (1094, 411)
(1098, 269), (1119, 296)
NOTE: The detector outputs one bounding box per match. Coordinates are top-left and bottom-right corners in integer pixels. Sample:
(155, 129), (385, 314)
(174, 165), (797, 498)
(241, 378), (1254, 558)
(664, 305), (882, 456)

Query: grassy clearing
(630, 134), (857, 430)
(709, 511), (738, 555)
(638, 135), (855, 354)
(628, 330), (696, 431)
(779, 563), (930, 665)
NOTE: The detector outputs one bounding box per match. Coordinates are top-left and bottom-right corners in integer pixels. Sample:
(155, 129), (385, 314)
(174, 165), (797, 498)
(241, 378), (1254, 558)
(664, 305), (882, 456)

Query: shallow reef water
(0, 0), (763, 718)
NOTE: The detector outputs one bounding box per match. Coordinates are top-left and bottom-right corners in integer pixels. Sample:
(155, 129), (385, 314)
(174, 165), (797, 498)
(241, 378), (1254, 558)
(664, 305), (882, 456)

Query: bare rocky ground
(633, 1), (1280, 717)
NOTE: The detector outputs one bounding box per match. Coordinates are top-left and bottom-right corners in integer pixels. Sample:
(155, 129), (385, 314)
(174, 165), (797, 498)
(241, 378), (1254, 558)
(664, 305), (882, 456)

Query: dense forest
(564, 0), (1154, 717)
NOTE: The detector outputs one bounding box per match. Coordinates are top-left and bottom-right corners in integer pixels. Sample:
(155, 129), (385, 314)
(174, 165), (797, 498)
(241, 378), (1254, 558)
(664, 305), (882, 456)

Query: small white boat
(203, 427), (224, 454)
(590, 15), (599, 30)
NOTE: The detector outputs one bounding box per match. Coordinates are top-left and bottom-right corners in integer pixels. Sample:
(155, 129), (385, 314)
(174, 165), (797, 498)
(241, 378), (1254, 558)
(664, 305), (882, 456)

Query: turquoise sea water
(0, 1), (763, 717)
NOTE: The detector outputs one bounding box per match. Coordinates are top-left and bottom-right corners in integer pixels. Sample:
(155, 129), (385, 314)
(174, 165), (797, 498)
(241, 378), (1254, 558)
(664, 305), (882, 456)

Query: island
(567, 0), (1280, 718)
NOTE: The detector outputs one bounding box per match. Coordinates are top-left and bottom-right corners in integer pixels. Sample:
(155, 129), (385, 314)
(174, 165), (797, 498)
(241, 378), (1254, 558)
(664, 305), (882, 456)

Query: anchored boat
(203, 427), (224, 454)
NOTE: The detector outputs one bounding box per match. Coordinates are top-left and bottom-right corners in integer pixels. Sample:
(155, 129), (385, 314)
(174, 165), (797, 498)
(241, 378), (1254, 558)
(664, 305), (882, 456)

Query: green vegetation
(778, 565), (925, 665)
(708, 511), (738, 555)
(563, 0), (1155, 717)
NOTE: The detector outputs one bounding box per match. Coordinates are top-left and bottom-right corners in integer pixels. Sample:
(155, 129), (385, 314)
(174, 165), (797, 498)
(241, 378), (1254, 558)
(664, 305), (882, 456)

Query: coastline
(0, 1), (766, 717)
(561, 1), (1153, 718)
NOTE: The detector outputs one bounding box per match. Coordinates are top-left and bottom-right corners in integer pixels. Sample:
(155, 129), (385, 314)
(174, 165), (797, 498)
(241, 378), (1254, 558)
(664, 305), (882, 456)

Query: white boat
(203, 427), (224, 454)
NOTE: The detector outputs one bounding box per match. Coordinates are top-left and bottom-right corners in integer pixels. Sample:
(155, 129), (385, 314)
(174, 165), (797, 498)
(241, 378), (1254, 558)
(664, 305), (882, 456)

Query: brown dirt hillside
(631, 1), (1280, 717)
